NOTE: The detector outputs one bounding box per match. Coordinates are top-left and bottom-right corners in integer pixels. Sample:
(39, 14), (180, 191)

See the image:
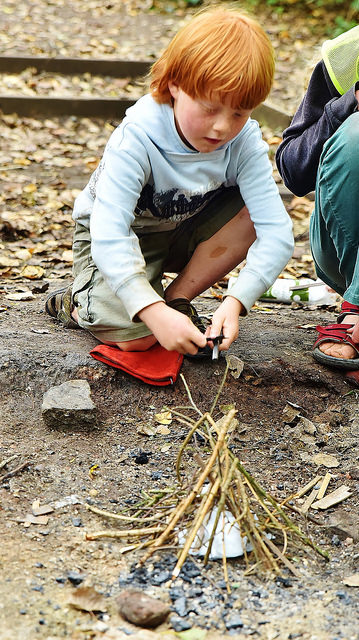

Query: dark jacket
(276, 60), (358, 196)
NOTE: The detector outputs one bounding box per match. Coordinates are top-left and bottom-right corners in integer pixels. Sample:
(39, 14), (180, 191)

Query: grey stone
(41, 379), (97, 429)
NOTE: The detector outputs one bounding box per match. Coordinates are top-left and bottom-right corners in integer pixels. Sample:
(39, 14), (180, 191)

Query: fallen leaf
(282, 403), (301, 424)
(297, 416), (316, 435)
(156, 425), (171, 435)
(342, 574), (359, 587)
(225, 354), (244, 379)
(154, 411), (172, 425)
(21, 265), (45, 279)
(312, 453), (339, 468)
(24, 513), (49, 526)
(161, 444), (172, 453)
(68, 586), (107, 612)
(6, 291), (35, 301)
(137, 425), (157, 436)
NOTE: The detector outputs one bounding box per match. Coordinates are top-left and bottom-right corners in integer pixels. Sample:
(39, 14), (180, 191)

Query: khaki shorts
(72, 186), (244, 342)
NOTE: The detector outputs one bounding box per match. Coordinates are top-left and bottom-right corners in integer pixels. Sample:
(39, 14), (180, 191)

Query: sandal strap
(314, 323), (359, 356)
(45, 286), (79, 329)
(166, 298), (208, 333)
(337, 300), (359, 323)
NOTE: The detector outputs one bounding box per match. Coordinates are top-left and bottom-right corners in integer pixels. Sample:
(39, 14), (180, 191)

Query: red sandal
(337, 300), (359, 323)
(313, 323), (359, 370)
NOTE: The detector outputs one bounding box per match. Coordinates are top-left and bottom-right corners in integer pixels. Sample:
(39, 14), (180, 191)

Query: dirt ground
(1, 288), (359, 640)
(1, 1), (359, 639)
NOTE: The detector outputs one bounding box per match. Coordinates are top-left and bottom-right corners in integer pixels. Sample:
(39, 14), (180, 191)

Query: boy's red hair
(150, 6), (274, 110)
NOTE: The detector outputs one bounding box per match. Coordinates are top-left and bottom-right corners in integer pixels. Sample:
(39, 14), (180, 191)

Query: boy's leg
(51, 188), (253, 351)
(165, 207), (255, 303)
(63, 223), (163, 350)
(310, 112), (359, 359)
(164, 188), (255, 303)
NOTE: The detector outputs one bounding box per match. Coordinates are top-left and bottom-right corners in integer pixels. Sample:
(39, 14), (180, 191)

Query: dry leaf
(312, 453), (339, 468)
(154, 411), (172, 425)
(343, 574), (359, 587)
(21, 265), (45, 279)
(225, 354), (244, 379)
(137, 425), (157, 436)
(61, 249), (73, 263)
(156, 425), (171, 435)
(6, 291), (35, 301)
(68, 586), (107, 612)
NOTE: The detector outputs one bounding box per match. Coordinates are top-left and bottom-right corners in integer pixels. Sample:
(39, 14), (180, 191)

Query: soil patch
(1, 2), (359, 638)
(1, 288), (359, 639)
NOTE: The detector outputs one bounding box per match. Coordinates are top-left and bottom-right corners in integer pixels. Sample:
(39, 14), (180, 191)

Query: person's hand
(347, 319), (359, 343)
(205, 296), (244, 352)
(138, 301), (207, 354)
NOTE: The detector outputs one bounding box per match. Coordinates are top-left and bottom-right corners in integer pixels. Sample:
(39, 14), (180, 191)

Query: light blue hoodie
(73, 94), (294, 320)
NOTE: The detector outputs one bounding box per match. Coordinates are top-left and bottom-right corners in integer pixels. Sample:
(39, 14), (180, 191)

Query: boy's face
(168, 82), (252, 153)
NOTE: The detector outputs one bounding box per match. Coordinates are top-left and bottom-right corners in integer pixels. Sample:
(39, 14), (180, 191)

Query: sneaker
(45, 285), (79, 329)
(166, 297), (212, 358)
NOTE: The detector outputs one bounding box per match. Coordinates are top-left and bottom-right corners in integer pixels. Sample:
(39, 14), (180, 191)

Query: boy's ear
(168, 81), (179, 100)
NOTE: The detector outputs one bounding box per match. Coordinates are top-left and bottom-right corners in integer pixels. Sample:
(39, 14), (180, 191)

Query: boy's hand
(206, 296), (244, 352)
(138, 301), (207, 355)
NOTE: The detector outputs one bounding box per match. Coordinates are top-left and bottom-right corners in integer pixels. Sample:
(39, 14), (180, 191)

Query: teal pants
(310, 112), (359, 305)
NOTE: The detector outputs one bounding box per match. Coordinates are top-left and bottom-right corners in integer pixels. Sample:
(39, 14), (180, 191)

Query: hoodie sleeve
(90, 123), (164, 321)
(226, 122), (294, 313)
(276, 61), (358, 197)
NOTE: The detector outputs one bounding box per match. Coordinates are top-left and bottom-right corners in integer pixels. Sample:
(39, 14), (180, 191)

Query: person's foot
(166, 297), (212, 358)
(318, 314), (359, 359)
(45, 285), (79, 329)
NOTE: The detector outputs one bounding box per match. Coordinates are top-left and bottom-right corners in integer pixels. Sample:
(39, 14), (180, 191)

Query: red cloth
(90, 343), (184, 386)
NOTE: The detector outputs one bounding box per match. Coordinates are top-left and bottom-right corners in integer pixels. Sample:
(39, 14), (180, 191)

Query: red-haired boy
(46, 7), (293, 357)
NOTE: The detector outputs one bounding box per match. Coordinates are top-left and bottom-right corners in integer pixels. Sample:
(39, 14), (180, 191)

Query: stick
(85, 525), (164, 540)
(316, 473), (332, 500)
(209, 361), (230, 415)
(301, 488), (319, 514)
(86, 503), (170, 523)
(294, 475), (322, 499)
(203, 456), (236, 564)
(263, 538), (302, 579)
(180, 374), (203, 417)
(0, 460), (31, 482)
(141, 409), (236, 563)
(233, 458), (329, 560)
(0, 454), (19, 471)
(176, 412), (213, 482)
(171, 476), (221, 579)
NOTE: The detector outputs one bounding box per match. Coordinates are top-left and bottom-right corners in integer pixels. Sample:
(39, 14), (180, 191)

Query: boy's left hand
(206, 296), (244, 352)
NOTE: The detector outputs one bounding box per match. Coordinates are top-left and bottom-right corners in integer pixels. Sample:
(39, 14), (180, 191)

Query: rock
(117, 588), (170, 628)
(169, 615), (192, 632)
(324, 509), (359, 542)
(224, 612), (244, 629)
(41, 379), (97, 429)
(172, 596), (188, 617)
(67, 571), (85, 586)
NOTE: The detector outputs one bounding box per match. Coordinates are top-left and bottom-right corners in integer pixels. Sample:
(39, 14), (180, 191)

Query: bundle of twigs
(85, 366), (328, 588)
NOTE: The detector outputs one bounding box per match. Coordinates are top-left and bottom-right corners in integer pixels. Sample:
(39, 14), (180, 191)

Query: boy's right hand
(138, 301), (207, 355)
